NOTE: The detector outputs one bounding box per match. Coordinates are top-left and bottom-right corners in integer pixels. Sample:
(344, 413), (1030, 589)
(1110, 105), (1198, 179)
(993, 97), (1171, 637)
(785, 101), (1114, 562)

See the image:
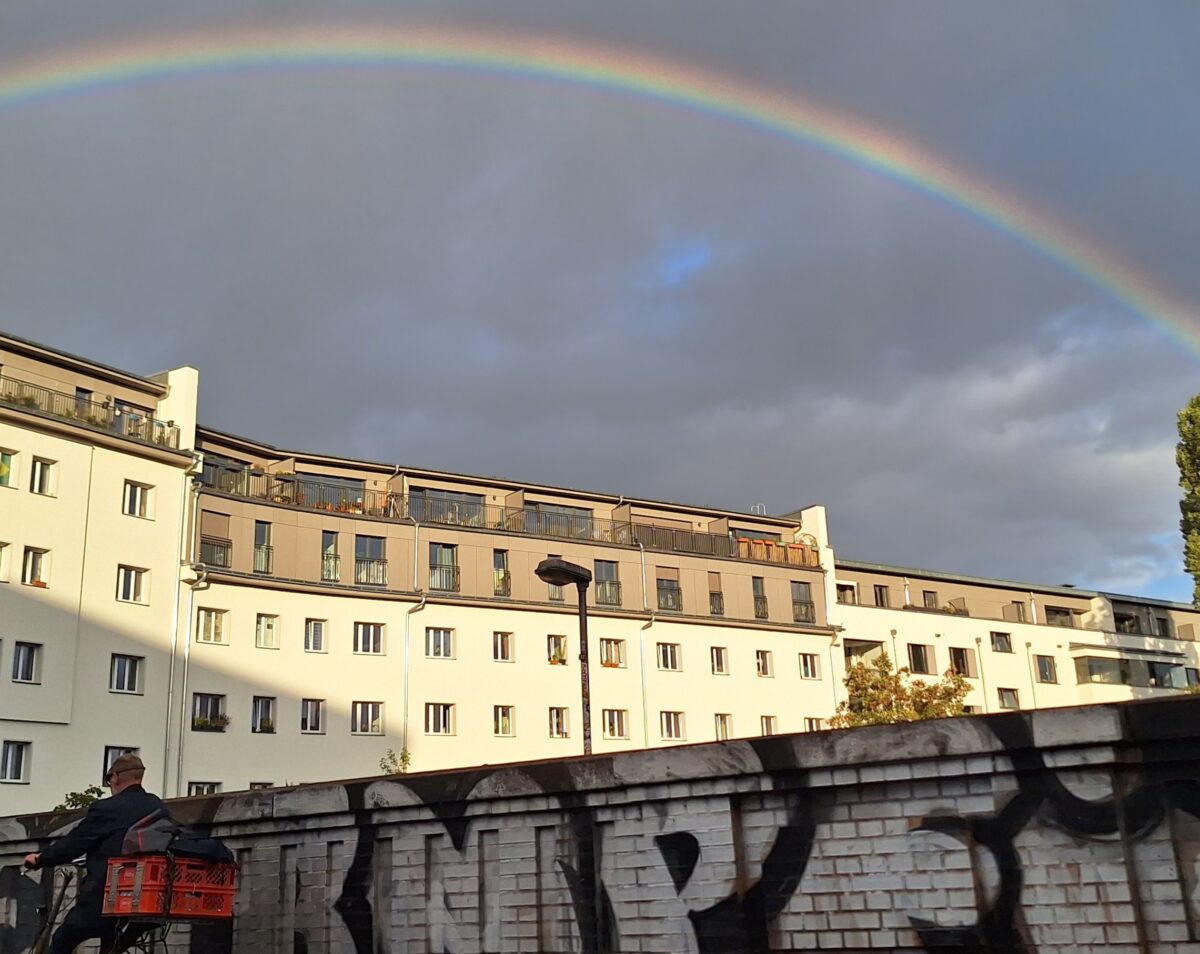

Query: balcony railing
(754, 596), (770, 620)
(793, 600), (816, 624)
(322, 553), (341, 582)
(595, 580), (622, 606)
(494, 569), (511, 597)
(199, 536), (232, 568)
(709, 592), (725, 616)
(0, 373), (180, 449)
(657, 585), (683, 612)
(197, 471), (824, 569)
(253, 545), (273, 575)
(354, 558), (388, 586)
(430, 564), (460, 592)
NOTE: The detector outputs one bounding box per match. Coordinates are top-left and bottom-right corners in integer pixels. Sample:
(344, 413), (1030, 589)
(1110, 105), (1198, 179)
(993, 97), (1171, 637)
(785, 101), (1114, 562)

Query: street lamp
(535, 557), (593, 756)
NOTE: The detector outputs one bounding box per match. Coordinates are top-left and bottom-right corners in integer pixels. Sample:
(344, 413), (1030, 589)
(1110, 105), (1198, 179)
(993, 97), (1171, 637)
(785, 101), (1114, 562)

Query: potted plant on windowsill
(548, 650), (568, 666)
(254, 719), (275, 734)
(601, 660), (620, 668)
(28, 580), (47, 588)
(192, 714), (231, 732)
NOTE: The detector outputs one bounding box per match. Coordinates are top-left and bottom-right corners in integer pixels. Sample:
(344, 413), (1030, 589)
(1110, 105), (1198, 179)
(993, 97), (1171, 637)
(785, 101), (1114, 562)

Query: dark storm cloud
(2, 1), (1197, 596)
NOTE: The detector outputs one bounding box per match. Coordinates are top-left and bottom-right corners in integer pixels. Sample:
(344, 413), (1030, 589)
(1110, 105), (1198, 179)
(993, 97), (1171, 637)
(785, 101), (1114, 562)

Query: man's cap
(107, 754), (146, 778)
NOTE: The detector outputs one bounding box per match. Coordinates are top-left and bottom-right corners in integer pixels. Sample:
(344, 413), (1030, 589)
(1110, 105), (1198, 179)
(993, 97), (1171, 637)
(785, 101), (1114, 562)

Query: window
(599, 638), (625, 668)
(908, 644), (933, 675)
(657, 642), (681, 671)
(991, 632), (1013, 653)
(1, 741), (29, 782)
(760, 715), (779, 736)
(188, 782), (221, 797)
(251, 696), (276, 733)
(711, 646), (729, 675)
(192, 693), (227, 731)
(1044, 606), (1074, 628)
(301, 698), (324, 734)
(493, 705), (515, 737)
(493, 549), (510, 597)
(546, 554), (565, 601)
(656, 570), (682, 611)
(756, 650), (774, 677)
(29, 457), (54, 495)
(548, 707), (570, 738)
(709, 572), (725, 616)
(1009, 601), (1027, 623)
(595, 560), (621, 606)
(249, 782), (274, 791)
(123, 481), (152, 518)
(354, 535), (387, 585)
(962, 706), (981, 715)
(410, 487), (486, 525)
(103, 746), (138, 778)
(949, 647), (978, 678)
(425, 627), (453, 659)
(22, 547), (48, 586)
(547, 634), (568, 665)
(874, 585), (890, 608)
(804, 718), (825, 732)
(429, 543), (459, 592)
(714, 713), (732, 741)
(109, 654), (142, 693)
(0, 542), (8, 582)
(352, 701), (383, 735)
(1035, 655), (1058, 684)
(1188, 668), (1200, 688)
(752, 577), (768, 619)
(660, 711), (685, 741)
(0, 449), (13, 488)
(255, 614), (279, 649)
(197, 608), (226, 644)
(791, 581), (815, 623)
(115, 565), (147, 604)
(835, 583), (857, 605)
(493, 631), (513, 662)
(603, 709), (629, 740)
(997, 688), (1020, 710)
(922, 590), (939, 609)
(799, 653), (820, 680)
(305, 619), (326, 653)
(13, 642), (41, 683)
(424, 702), (453, 735)
(253, 521), (273, 574)
(355, 622), (384, 655)
(1155, 615), (1173, 638)
(321, 530), (340, 582)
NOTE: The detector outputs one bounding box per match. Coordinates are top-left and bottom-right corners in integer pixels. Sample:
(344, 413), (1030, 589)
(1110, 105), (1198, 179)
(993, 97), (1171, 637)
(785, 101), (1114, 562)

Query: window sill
(109, 689), (144, 696)
(116, 599), (149, 607)
(256, 645), (281, 651)
(12, 679), (40, 686)
(300, 730), (325, 735)
(23, 581), (49, 589)
(0, 779), (30, 785)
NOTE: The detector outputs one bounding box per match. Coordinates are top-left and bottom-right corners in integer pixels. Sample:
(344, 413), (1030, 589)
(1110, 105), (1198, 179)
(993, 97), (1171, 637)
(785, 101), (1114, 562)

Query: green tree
(829, 650), (970, 728)
(1178, 395), (1200, 605)
(379, 747), (411, 774)
(54, 784), (105, 812)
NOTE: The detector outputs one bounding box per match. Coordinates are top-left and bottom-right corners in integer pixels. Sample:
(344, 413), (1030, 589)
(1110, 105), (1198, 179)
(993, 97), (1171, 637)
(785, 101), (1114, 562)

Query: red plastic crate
(103, 855), (237, 919)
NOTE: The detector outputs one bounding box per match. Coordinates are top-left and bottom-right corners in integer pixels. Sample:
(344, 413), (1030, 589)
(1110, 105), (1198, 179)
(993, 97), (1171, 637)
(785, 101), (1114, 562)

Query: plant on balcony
(192, 714), (231, 732)
(548, 649), (568, 665)
(19, 395), (39, 408)
(254, 719), (275, 734)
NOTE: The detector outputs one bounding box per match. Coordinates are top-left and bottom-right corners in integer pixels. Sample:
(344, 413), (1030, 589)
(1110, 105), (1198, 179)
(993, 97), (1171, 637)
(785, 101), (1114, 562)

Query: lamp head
(535, 557), (592, 588)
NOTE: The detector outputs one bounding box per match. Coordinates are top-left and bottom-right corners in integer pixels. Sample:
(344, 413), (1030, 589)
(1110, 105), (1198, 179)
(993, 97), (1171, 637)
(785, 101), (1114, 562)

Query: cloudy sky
(2, 1), (1198, 599)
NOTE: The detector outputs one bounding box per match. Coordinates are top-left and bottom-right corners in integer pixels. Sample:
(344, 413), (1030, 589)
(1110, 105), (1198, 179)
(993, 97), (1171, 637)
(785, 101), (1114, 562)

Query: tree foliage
(829, 650), (970, 728)
(1178, 395), (1200, 606)
(379, 747), (411, 774)
(54, 785), (105, 812)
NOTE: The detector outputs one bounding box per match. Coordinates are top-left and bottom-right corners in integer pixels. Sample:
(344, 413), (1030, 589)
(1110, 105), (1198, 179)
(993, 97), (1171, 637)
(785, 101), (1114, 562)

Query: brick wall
(3, 696), (1200, 952)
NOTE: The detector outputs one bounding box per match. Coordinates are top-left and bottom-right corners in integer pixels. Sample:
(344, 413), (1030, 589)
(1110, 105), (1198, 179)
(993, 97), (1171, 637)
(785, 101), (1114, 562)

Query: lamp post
(535, 557), (593, 756)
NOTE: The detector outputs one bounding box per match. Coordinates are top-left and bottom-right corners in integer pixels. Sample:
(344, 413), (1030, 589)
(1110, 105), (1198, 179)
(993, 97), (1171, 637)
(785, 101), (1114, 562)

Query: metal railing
(354, 558), (388, 586)
(253, 544), (273, 574)
(709, 592), (725, 616)
(657, 584), (683, 612)
(493, 569), (511, 597)
(430, 564), (460, 592)
(754, 595), (770, 620)
(595, 580), (622, 606)
(322, 553), (341, 582)
(0, 373), (180, 449)
(792, 600), (816, 624)
(199, 536), (232, 568)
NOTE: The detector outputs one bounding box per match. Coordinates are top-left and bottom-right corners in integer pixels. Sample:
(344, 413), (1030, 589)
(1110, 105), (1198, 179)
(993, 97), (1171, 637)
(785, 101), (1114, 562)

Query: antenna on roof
(750, 503), (767, 515)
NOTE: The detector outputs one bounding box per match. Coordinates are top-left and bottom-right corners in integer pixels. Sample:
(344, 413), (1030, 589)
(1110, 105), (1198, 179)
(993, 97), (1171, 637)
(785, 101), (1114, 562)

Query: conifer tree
(1178, 396), (1200, 606)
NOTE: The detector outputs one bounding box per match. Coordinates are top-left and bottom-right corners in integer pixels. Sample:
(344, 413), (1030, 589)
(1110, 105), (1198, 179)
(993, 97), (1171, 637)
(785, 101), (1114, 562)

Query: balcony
(199, 536), (232, 568)
(430, 564), (460, 592)
(595, 580), (622, 606)
(793, 600), (816, 624)
(657, 584), (683, 612)
(253, 545), (273, 575)
(494, 568), (511, 597)
(0, 373), (180, 450)
(709, 592), (725, 616)
(354, 558), (388, 586)
(321, 553), (341, 582)
(754, 596), (770, 620)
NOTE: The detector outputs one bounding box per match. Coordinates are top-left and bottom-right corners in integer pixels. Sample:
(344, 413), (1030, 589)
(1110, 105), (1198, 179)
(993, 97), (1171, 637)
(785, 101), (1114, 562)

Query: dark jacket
(38, 785), (166, 899)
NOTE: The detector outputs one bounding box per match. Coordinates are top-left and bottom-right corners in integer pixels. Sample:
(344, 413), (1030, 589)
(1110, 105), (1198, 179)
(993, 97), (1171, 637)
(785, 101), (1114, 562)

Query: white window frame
(711, 646), (729, 675)
(29, 457), (55, 496)
(761, 715), (779, 736)
(660, 711), (685, 741)
(301, 698), (325, 734)
(12, 642), (40, 684)
(424, 702), (454, 735)
(602, 708), (628, 740)
(109, 654), (142, 694)
(804, 718), (825, 732)
(425, 627), (453, 659)
(548, 707), (570, 739)
(493, 631), (513, 662)
(657, 642), (681, 671)
(493, 705), (515, 737)
(756, 650), (774, 677)
(116, 565), (148, 604)
(251, 696), (277, 733)
(305, 619), (327, 653)
(354, 622), (384, 655)
(547, 634), (568, 665)
(599, 638), (625, 668)
(998, 687), (1020, 710)
(103, 746), (138, 777)
(22, 547), (48, 587)
(0, 449), (15, 489)
(351, 701), (384, 735)
(255, 614), (279, 649)
(714, 713), (732, 741)
(1, 741), (30, 783)
(196, 608), (227, 644)
(0, 542), (8, 583)
(123, 481), (153, 518)
(188, 782), (221, 796)
(799, 653), (820, 680)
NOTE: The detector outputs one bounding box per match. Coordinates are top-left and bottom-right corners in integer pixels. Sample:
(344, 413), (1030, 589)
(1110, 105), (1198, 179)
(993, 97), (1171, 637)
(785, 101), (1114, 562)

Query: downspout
(827, 634), (841, 719)
(407, 512), (421, 592)
(975, 636), (990, 713)
(401, 596), (427, 755)
(636, 541), (653, 747)
(1025, 641), (1038, 709)
(174, 565), (209, 797)
(903, 576), (911, 607)
(1028, 591), (1039, 625)
(69, 447), (96, 731)
(162, 457), (202, 794)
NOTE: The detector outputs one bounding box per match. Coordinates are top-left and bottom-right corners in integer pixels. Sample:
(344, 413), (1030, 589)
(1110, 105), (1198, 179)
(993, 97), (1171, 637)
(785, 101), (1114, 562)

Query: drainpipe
(975, 636), (990, 713)
(1028, 592), (1039, 625)
(903, 577), (911, 607)
(636, 541), (654, 746)
(174, 565), (209, 797)
(828, 634), (841, 717)
(401, 596), (427, 754)
(636, 542), (649, 613)
(162, 459), (203, 794)
(1025, 641), (1038, 709)
(407, 513), (422, 592)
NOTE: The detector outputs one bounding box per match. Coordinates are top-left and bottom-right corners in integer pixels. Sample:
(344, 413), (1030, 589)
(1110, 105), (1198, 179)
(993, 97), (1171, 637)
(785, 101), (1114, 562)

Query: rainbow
(1, 22), (1195, 352)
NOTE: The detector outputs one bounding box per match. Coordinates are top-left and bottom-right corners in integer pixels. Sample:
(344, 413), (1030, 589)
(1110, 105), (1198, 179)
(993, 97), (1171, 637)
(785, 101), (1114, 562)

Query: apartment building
(2, 331), (1199, 813)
